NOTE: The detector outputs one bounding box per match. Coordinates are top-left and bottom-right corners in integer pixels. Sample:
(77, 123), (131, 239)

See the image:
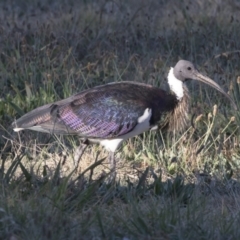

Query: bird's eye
(187, 67), (192, 70)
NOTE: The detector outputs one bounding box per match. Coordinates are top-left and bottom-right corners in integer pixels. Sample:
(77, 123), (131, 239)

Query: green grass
(1, 0), (240, 239)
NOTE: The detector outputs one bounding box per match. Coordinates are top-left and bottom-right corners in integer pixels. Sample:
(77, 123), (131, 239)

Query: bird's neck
(168, 85), (190, 132)
(165, 67), (190, 132)
(168, 67), (184, 100)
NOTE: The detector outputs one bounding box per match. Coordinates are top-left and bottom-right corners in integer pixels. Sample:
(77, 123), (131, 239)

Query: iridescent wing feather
(12, 82), (177, 139)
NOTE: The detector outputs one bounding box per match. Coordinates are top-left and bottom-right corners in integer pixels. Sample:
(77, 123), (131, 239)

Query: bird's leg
(108, 151), (116, 181)
(73, 139), (89, 169)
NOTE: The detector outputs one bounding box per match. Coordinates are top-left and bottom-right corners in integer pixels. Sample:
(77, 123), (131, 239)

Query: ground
(1, 0), (240, 239)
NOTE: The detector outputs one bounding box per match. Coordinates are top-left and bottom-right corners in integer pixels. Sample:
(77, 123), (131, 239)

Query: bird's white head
(167, 59), (237, 109)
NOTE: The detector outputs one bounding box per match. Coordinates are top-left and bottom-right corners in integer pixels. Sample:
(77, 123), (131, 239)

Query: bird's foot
(107, 151), (117, 182)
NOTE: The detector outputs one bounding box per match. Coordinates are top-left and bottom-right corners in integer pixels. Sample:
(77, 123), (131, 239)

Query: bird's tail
(12, 103), (75, 135)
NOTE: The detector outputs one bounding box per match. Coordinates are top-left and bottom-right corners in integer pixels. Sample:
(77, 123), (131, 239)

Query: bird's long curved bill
(194, 72), (237, 110)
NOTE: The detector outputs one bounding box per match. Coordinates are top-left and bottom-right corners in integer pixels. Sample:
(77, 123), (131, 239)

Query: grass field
(1, 0), (240, 239)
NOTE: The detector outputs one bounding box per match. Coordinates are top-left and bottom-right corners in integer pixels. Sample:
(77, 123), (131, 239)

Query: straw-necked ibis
(12, 60), (236, 177)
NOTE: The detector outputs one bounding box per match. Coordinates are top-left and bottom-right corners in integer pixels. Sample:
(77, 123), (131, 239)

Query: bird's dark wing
(56, 90), (150, 138)
(12, 82), (176, 137)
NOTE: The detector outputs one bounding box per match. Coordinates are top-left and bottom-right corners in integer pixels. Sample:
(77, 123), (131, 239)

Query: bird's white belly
(100, 108), (152, 152)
